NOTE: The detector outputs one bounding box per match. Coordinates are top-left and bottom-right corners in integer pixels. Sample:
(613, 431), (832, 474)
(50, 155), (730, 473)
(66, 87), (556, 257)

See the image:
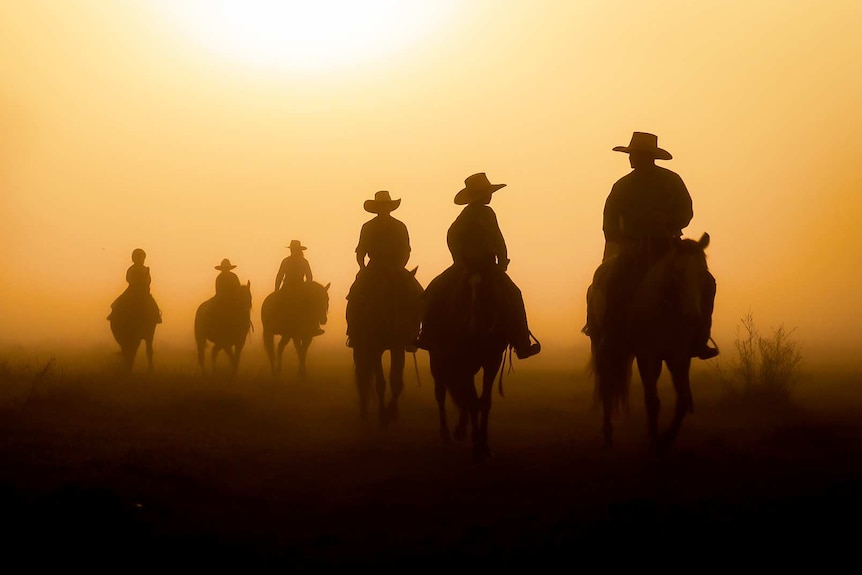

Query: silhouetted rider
(419, 172), (541, 359)
(274, 240), (323, 336)
(599, 132), (718, 359)
(275, 239), (313, 291)
(346, 190), (419, 347)
(107, 248), (161, 324)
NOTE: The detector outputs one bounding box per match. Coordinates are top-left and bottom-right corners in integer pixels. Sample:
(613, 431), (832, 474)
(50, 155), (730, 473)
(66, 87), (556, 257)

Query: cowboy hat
(454, 172), (506, 205)
(613, 132), (673, 160)
(364, 190), (401, 213)
(287, 240), (307, 251)
(215, 258), (237, 271)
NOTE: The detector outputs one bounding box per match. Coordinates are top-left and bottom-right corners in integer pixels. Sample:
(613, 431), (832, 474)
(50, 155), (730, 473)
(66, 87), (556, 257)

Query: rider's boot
(692, 323), (719, 360)
(514, 331), (541, 360)
(692, 281), (719, 360)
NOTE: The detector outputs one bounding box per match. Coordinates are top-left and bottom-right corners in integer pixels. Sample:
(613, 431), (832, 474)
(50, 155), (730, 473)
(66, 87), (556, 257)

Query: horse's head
(671, 233), (710, 320)
(241, 280), (253, 311)
(309, 281), (330, 325)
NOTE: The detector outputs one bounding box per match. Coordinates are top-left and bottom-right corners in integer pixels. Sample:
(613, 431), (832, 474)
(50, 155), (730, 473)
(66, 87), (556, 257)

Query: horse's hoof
(440, 429), (451, 444)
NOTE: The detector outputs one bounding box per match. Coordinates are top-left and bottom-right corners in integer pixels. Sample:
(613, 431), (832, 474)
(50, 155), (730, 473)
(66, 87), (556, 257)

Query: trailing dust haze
(2, 1), (861, 369)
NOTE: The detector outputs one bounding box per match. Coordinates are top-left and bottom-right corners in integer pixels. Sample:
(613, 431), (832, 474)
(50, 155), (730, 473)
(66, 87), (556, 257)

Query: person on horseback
(346, 190), (420, 347)
(274, 239), (324, 337)
(107, 248), (161, 324)
(418, 172), (541, 359)
(215, 258), (241, 299)
(598, 131), (718, 360)
(211, 258), (245, 327)
(275, 239), (313, 291)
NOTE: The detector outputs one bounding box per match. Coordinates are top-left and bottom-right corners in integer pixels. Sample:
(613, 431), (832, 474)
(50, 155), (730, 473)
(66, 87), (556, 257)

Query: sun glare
(157, 0), (456, 72)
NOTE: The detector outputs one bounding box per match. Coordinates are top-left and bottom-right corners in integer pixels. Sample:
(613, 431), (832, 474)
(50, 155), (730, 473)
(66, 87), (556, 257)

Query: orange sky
(2, 1), (861, 368)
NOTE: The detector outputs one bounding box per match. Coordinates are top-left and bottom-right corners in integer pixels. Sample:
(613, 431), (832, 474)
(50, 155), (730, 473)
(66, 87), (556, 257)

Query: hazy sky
(2, 1), (861, 367)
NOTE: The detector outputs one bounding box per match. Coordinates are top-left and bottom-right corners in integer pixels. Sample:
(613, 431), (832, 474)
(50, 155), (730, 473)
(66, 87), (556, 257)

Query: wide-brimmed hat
(612, 132), (672, 160)
(364, 190), (401, 213)
(215, 258), (237, 271)
(287, 240), (307, 251)
(454, 172), (506, 205)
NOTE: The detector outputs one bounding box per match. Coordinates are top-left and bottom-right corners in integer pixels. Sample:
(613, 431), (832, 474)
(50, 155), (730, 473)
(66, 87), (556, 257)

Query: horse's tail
(591, 344), (632, 414)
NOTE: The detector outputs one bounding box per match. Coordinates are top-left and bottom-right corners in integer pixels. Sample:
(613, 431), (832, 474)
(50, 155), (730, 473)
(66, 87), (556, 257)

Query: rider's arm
(670, 175), (694, 237)
(274, 260), (285, 291)
(304, 259), (313, 283)
(486, 208), (509, 270)
(603, 185), (624, 244)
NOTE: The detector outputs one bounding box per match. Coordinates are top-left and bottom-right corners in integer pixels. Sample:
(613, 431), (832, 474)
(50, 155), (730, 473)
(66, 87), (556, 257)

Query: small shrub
(712, 311), (803, 402)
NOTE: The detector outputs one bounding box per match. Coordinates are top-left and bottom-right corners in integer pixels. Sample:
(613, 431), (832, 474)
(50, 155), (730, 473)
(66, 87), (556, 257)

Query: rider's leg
(498, 272), (540, 359)
(692, 271), (719, 359)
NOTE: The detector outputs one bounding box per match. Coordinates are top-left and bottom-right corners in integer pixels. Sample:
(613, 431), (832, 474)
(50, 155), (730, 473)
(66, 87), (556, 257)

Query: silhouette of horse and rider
(417, 172), (542, 460)
(584, 132), (718, 451)
(108, 248), (162, 372)
(107, 131), (718, 454)
(195, 258), (253, 378)
(346, 190), (423, 424)
(261, 240), (330, 379)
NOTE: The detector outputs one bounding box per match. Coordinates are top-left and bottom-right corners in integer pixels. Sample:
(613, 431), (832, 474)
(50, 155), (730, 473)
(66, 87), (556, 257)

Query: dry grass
(711, 311), (804, 405)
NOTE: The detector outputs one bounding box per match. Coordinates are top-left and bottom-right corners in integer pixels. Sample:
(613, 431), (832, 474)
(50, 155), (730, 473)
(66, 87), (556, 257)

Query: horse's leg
(375, 350), (388, 426)
(658, 357), (694, 454)
(475, 354), (502, 462)
(595, 351), (617, 448)
(353, 347), (371, 419)
(233, 343), (244, 379)
(210, 345), (220, 375)
(263, 330), (277, 377)
(223, 345), (237, 377)
(196, 337), (206, 374)
(276, 337), (289, 378)
(636, 355), (663, 447)
(386, 347), (406, 423)
(295, 337), (307, 379)
(454, 377), (472, 443)
(122, 342), (138, 372)
(145, 336), (154, 372)
(430, 353), (451, 443)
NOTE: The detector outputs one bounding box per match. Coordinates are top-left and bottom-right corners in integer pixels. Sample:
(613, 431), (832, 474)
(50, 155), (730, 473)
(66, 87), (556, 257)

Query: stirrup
(694, 337), (719, 360)
(515, 331), (542, 360)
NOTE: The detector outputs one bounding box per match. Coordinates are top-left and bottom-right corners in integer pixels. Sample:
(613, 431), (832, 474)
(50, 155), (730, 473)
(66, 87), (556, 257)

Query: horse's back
(349, 268), (422, 348)
(110, 296), (157, 344)
(262, 282), (328, 336)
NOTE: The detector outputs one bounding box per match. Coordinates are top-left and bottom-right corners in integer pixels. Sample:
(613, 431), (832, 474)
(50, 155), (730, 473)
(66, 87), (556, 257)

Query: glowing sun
(158, 0), (456, 72)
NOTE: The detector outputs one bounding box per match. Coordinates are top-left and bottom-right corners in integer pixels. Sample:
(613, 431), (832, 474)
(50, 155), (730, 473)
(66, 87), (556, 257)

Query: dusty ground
(1, 346), (861, 569)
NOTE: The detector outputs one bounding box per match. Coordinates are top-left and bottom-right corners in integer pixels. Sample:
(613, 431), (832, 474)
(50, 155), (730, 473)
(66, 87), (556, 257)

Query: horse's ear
(409, 266), (418, 277)
(699, 232), (710, 249)
(324, 282), (331, 291)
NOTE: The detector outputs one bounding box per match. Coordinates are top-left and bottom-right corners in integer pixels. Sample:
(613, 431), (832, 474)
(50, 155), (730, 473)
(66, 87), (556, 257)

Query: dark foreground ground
(1, 348), (861, 569)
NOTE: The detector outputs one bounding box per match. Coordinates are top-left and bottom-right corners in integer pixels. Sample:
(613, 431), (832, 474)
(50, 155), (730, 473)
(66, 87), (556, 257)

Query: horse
(261, 281), (331, 379)
(108, 293), (160, 372)
(585, 233), (712, 453)
(346, 266), (423, 425)
(194, 281), (253, 378)
(421, 265), (511, 462)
